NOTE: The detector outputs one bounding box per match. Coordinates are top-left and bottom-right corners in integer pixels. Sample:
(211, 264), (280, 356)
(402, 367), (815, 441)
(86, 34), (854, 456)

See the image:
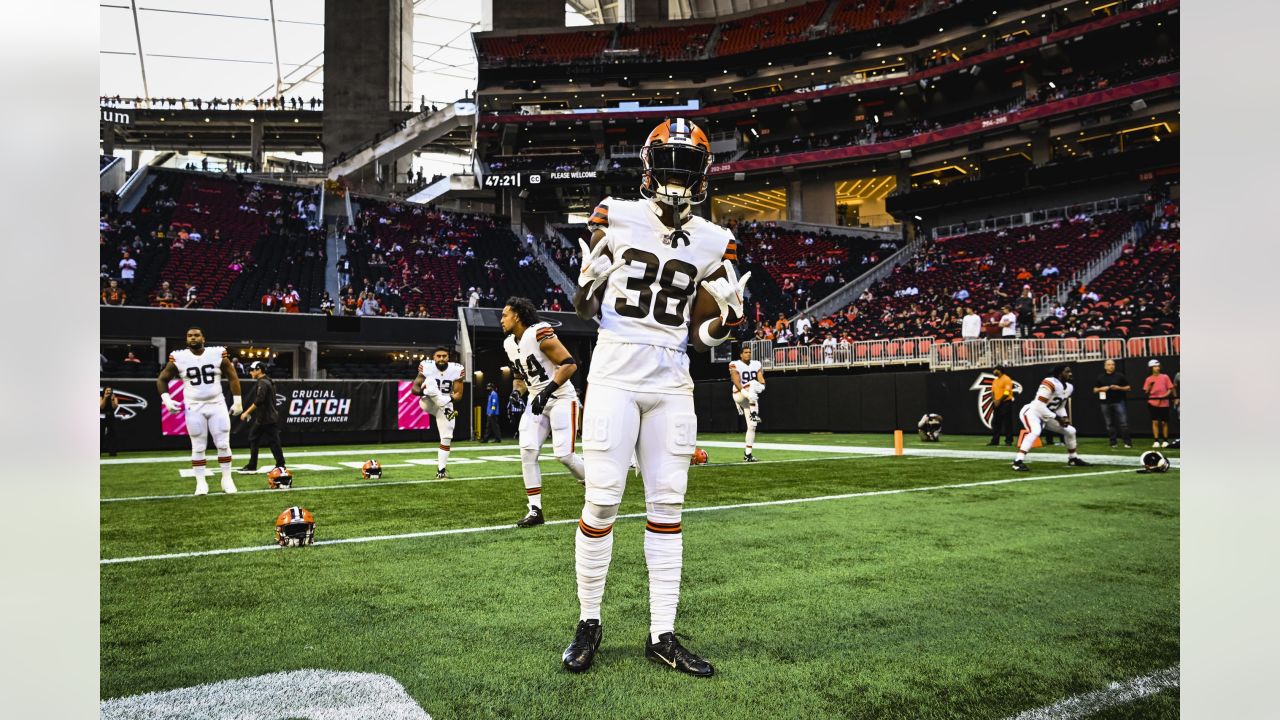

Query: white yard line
(1002, 666), (1179, 720)
(100, 444), (527, 465)
(101, 467), (1135, 565)
(696, 440), (1181, 469)
(100, 455), (878, 503)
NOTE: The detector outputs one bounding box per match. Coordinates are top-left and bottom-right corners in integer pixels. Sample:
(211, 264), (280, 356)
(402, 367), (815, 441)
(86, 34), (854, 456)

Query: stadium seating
(614, 23), (715, 60)
(825, 0), (915, 35)
(476, 31), (612, 65)
(714, 1), (827, 56)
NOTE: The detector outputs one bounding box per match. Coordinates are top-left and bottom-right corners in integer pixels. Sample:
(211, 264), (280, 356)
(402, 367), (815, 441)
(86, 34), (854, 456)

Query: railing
(932, 194), (1147, 240)
(746, 334), (1180, 373)
(1033, 226), (1138, 322)
(792, 233), (925, 323)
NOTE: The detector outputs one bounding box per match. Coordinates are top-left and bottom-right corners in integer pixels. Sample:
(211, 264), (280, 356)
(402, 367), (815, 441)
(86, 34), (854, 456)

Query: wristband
(233, 395), (242, 406)
(697, 318), (729, 347)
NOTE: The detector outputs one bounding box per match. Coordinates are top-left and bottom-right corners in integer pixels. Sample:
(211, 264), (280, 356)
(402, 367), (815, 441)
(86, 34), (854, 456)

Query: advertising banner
(161, 380), (384, 435)
(397, 381), (432, 430)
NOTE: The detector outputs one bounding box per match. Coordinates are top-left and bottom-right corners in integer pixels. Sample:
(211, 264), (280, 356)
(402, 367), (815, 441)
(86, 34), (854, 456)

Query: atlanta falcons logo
(969, 373), (1022, 429)
(104, 389), (149, 421)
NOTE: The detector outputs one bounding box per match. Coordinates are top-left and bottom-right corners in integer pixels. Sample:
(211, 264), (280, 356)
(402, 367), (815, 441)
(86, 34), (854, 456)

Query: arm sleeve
(587, 201), (609, 229)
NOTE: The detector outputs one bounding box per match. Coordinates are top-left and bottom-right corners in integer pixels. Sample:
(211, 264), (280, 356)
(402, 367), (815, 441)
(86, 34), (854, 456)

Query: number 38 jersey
(418, 361), (465, 395)
(503, 323), (577, 402)
(169, 346), (229, 403)
(588, 197), (737, 394)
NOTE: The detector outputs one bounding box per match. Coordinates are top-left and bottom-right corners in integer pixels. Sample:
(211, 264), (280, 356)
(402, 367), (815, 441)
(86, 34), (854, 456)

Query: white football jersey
(169, 346), (229, 403)
(419, 361), (464, 395)
(730, 359), (762, 386)
(504, 323), (577, 401)
(1033, 376), (1073, 416)
(587, 197), (737, 394)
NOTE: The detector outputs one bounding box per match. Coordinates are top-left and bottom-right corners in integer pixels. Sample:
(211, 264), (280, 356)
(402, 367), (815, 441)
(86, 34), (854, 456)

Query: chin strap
(648, 197), (693, 247)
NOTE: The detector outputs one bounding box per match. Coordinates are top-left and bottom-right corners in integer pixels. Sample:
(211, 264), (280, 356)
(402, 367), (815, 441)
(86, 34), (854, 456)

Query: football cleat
(361, 460), (382, 479)
(194, 478), (209, 496)
(444, 407), (459, 421)
(1067, 457), (1091, 467)
(645, 632), (714, 677)
(743, 453), (758, 463)
(274, 506), (315, 547)
(220, 477), (238, 494)
(562, 619), (602, 673)
(749, 411), (760, 424)
(266, 466), (293, 489)
(237, 464), (258, 474)
(435, 468), (449, 480)
(517, 506), (545, 528)
(1011, 460), (1030, 472)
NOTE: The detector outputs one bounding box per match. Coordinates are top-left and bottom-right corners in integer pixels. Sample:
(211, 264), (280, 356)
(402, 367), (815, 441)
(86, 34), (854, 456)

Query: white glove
(578, 236), (625, 297)
(699, 259), (752, 324)
(161, 392), (182, 415)
(229, 395), (243, 415)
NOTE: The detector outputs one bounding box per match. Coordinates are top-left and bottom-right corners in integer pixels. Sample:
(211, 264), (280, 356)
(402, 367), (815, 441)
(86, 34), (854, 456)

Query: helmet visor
(645, 143), (709, 189)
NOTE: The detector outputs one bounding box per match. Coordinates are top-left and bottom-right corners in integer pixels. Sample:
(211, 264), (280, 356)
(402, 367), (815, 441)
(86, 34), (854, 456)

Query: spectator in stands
(123, 351), (141, 364)
(118, 251), (137, 288)
(155, 281), (178, 308)
(319, 291), (335, 315)
(282, 285), (301, 313)
(1016, 287), (1034, 338)
(337, 255), (352, 288)
(1093, 359), (1132, 449)
(260, 289), (280, 313)
(999, 306), (1017, 338)
(1143, 359), (1175, 448)
(468, 287), (482, 308)
(961, 306), (981, 341)
(101, 279), (126, 306)
(184, 284), (200, 308)
(358, 291), (381, 317)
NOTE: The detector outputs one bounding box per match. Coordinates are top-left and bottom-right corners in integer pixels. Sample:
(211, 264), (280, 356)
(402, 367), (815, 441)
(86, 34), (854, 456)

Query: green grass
(101, 433), (1178, 719)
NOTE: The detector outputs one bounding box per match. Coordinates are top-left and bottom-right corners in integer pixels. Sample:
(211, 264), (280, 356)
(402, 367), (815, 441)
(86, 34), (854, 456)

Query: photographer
(100, 387), (120, 457)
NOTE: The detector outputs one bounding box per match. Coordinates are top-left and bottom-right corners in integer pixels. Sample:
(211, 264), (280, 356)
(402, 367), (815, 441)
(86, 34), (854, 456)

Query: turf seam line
(100, 467), (1135, 565)
(1001, 665), (1179, 720)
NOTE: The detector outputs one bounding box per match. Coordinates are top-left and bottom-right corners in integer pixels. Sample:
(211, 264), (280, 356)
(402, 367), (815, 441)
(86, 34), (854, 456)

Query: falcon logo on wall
(969, 373), (1022, 429)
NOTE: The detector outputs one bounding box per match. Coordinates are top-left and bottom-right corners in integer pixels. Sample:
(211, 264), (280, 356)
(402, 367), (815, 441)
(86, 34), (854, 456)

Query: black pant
(101, 419), (118, 456)
(483, 415), (502, 443)
(248, 421), (286, 468)
(990, 402), (1014, 444)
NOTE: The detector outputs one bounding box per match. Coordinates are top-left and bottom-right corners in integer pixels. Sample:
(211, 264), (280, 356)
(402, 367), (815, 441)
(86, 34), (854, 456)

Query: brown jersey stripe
(535, 328), (555, 340)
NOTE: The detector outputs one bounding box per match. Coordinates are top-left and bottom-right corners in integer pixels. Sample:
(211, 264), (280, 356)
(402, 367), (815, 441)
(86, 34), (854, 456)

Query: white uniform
(418, 360), (464, 445)
(170, 346), (232, 452)
(1018, 376), (1077, 448)
(730, 359), (763, 418)
(583, 196), (736, 505)
(505, 324), (580, 458)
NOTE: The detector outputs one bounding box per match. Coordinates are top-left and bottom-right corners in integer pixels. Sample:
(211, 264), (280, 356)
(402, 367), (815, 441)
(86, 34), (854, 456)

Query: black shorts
(1149, 406), (1170, 422)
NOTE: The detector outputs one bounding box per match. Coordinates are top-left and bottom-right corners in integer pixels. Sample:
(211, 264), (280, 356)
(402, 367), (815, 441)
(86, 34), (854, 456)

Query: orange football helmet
(361, 459), (382, 479)
(641, 117), (713, 204)
(274, 506), (315, 547)
(690, 448), (709, 466)
(266, 466), (293, 489)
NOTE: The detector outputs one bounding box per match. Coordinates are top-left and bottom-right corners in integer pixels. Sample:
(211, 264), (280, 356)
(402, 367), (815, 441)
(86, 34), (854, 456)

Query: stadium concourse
(99, 0), (1181, 717)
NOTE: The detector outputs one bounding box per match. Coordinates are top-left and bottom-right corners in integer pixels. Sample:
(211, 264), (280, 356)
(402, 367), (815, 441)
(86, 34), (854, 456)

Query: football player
(1012, 364), (1091, 471)
(563, 117), (746, 677)
(500, 296), (587, 527)
(412, 347), (464, 479)
(155, 326), (242, 495)
(729, 344), (765, 461)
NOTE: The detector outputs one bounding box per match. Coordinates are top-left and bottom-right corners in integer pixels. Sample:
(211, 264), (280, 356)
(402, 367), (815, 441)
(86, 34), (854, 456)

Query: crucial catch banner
(276, 381), (384, 431)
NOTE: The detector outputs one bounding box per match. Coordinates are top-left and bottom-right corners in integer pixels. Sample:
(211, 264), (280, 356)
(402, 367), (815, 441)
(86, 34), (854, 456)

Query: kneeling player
(917, 413), (943, 442)
(412, 347), (464, 479)
(501, 297), (586, 527)
(1012, 364), (1091, 471)
(729, 345), (765, 461)
(156, 326), (242, 495)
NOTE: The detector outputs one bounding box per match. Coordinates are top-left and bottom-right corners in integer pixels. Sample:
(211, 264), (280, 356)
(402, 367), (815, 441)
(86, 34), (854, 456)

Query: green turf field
(100, 433), (1178, 719)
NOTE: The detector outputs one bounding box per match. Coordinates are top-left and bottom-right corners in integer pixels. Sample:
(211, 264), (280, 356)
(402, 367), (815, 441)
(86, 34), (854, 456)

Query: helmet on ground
(274, 506), (315, 547)
(691, 448), (709, 466)
(1139, 450), (1169, 473)
(641, 118), (713, 205)
(266, 466), (293, 489)
(362, 459), (382, 479)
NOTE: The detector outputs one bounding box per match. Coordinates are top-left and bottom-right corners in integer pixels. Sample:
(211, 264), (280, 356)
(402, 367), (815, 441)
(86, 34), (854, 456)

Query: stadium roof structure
(568, 0), (797, 23)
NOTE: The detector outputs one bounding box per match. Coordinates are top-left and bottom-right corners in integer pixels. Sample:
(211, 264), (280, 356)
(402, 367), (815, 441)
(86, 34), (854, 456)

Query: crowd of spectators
(100, 95), (321, 110)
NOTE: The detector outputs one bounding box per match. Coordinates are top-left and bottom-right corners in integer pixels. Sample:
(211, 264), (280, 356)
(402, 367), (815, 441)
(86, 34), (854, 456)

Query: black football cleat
(435, 468), (449, 480)
(237, 465), (258, 474)
(444, 408), (459, 421)
(1011, 459), (1030, 472)
(645, 632), (714, 677)
(743, 453), (758, 463)
(1067, 457), (1092, 467)
(517, 507), (545, 528)
(749, 412), (760, 424)
(562, 619), (602, 673)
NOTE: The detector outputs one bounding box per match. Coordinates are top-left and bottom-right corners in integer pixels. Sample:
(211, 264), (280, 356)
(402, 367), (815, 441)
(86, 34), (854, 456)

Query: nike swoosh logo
(652, 651), (676, 668)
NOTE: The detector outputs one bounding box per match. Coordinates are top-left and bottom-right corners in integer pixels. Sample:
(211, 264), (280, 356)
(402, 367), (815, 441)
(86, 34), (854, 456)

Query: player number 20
(613, 248), (699, 327)
(185, 365), (216, 385)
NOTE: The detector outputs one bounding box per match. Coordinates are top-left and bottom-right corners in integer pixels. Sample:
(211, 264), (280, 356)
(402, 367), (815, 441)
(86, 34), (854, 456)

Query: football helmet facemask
(266, 466), (293, 489)
(1139, 450), (1170, 473)
(274, 506), (315, 547)
(361, 459), (382, 479)
(641, 118), (712, 205)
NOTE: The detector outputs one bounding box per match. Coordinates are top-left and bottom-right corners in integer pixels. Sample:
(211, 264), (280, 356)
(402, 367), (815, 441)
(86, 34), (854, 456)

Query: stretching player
(156, 326), (242, 495)
(729, 344), (765, 461)
(564, 117), (745, 677)
(412, 347), (463, 479)
(500, 296), (587, 527)
(1012, 364), (1091, 471)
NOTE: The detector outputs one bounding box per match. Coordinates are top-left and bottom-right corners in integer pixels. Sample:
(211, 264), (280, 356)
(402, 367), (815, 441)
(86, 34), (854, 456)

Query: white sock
(559, 453), (586, 483)
(1015, 450), (1027, 461)
(645, 504), (683, 642)
(520, 448), (542, 508)
(745, 423), (757, 453)
(191, 454), (207, 485)
(437, 445), (450, 471)
(575, 506), (616, 622)
(217, 450), (233, 481)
